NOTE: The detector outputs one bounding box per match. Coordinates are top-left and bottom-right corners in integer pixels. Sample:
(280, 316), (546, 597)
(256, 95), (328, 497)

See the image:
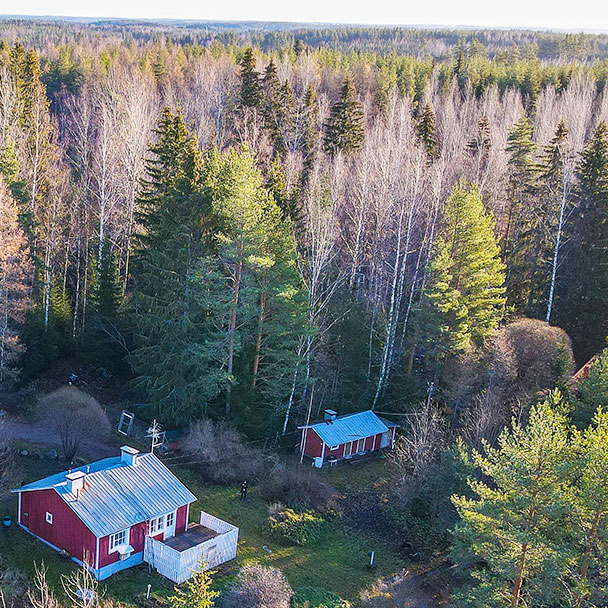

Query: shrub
(261, 463), (336, 512)
(293, 587), (351, 608)
(223, 564), (292, 608)
(182, 419), (267, 484)
(265, 506), (326, 546)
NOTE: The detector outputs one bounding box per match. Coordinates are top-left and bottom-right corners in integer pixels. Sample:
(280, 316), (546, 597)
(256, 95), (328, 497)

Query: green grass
(1, 448), (405, 605)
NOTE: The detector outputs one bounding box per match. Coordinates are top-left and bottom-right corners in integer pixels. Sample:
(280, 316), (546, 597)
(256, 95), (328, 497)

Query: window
(330, 445), (339, 451)
(45, 512), (53, 524)
(357, 438), (365, 453)
(166, 511), (174, 529)
(149, 516), (164, 535)
(109, 529), (127, 553)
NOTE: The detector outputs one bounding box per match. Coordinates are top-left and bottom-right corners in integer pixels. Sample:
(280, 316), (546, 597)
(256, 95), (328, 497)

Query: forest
(1, 17), (608, 607)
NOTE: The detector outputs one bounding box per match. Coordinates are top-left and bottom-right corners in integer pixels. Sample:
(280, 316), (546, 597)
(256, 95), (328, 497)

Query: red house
(299, 409), (398, 466)
(12, 446), (238, 583)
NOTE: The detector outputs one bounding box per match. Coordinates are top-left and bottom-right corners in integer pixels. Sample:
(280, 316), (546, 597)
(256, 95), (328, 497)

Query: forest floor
(0, 443), (441, 607)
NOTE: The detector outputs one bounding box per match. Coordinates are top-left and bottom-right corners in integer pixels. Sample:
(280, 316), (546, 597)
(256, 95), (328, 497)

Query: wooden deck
(162, 523), (219, 552)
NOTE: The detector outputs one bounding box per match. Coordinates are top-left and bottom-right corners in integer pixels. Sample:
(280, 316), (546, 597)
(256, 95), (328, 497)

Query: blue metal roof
(303, 410), (391, 446)
(13, 453), (196, 538)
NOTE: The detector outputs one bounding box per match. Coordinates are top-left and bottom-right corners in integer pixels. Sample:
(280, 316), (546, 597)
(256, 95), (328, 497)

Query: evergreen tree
(266, 158), (300, 225)
(301, 84), (319, 183)
(415, 102), (440, 161)
(439, 182), (505, 344)
(557, 122), (608, 362)
(420, 235), (471, 361)
(238, 47), (261, 109)
(323, 77), (365, 156)
(93, 240), (121, 320)
(130, 108), (214, 422)
(504, 113), (540, 309)
(169, 563), (218, 608)
(452, 393), (576, 607)
(514, 120), (569, 317)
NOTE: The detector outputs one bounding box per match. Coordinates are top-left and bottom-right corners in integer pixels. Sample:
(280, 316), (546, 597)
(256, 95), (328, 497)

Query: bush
(265, 506), (326, 546)
(293, 587), (351, 608)
(261, 463), (336, 512)
(182, 419), (267, 484)
(223, 564), (293, 608)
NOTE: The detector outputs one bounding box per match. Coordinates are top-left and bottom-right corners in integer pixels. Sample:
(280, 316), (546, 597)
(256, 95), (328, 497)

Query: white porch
(144, 512), (238, 584)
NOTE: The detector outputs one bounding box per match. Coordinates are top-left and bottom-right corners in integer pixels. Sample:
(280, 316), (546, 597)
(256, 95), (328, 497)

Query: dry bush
(182, 419), (267, 484)
(261, 463), (337, 512)
(223, 564), (293, 608)
(496, 318), (574, 397)
(39, 387), (110, 463)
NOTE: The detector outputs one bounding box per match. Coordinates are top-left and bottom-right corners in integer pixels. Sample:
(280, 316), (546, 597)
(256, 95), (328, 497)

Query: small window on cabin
(166, 511), (174, 528)
(45, 512), (53, 524)
(109, 529), (127, 553)
(330, 445), (339, 451)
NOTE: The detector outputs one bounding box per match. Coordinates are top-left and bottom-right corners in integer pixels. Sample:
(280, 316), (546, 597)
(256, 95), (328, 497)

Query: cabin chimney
(324, 409), (337, 421)
(65, 471), (86, 495)
(120, 445), (140, 466)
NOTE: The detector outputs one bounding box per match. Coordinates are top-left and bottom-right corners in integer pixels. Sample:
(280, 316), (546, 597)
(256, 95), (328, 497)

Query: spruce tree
(169, 564), (219, 608)
(130, 108), (213, 422)
(94, 241), (121, 320)
(442, 182), (505, 344)
(238, 47), (261, 109)
(301, 84), (319, 183)
(415, 102), (440, 161)
(323, 77), (365, 156)
(557, 122), (608, 362)
(504, 113), (540, 309)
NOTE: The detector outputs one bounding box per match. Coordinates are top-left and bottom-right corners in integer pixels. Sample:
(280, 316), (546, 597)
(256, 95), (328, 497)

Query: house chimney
(66, 471), (86, 495)
(120, 445), (140, 466)
(324, 409), (337, 421)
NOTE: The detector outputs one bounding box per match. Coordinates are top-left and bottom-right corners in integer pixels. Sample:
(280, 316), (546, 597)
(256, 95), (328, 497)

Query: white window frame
(330, 445), (339, 451)
(357, 438), (366, 453)
(166, 511), (174, 529)
(109, 529), (128, 553)
(45, 512), (53, 524)
(149, 515), (165, 535)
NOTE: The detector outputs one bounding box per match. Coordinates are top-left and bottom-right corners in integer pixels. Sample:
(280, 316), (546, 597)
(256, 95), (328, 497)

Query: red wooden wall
(19, 489), (97, 565)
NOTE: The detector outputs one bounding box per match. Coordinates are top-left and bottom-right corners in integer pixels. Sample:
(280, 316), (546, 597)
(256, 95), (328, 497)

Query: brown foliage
(223, 564), (293, 608)
(182, 419), (267, 484)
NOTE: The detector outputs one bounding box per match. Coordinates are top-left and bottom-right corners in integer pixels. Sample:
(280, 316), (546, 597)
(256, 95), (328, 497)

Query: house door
(163, 511), (176, 540)
(344, 442), (353, 457)
(380, 432), (390, 448)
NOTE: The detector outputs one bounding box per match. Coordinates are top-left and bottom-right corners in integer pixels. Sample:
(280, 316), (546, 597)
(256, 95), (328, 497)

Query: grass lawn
(0, 448), (405, 606)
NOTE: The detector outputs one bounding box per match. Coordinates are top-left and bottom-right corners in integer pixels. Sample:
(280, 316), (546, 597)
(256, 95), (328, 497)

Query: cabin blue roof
(13, 453), (196, 538)
(302, 410), (394, 447)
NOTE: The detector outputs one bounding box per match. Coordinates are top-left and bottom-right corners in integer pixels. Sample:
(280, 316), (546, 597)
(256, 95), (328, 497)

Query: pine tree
(571, 408), (608, 606)
(451, 393), (576, 607)
(238, 47), (261, 109)
(323, 77), (365, 156)
(415, 102), (440, 161)
(168, 563), (218, 608)
(557, 122), (608, 362)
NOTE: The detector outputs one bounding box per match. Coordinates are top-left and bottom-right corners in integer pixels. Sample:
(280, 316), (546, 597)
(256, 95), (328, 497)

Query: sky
(4, 0), (608, 31)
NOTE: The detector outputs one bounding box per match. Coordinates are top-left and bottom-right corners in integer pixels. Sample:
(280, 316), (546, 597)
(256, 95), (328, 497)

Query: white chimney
(324, 409), (337, 421)
(120, 445), (140, 466)
(66, 471), (86, 495)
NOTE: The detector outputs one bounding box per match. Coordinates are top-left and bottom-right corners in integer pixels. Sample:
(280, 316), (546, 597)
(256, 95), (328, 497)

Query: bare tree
(39, 387), (110, 463)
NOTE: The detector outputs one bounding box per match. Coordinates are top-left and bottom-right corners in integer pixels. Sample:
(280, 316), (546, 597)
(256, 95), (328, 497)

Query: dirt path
(1, 414), (116, 461)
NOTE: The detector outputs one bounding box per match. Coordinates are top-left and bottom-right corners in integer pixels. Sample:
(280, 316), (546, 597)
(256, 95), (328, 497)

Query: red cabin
(12, 446), (238, 582)
(299, 409), (398, 467)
